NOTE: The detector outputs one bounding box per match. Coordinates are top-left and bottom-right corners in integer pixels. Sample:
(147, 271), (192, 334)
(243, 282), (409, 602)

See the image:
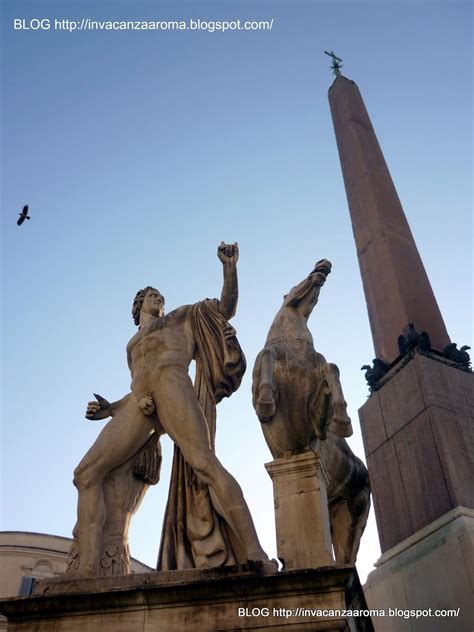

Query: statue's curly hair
(132, 286), (165, 326)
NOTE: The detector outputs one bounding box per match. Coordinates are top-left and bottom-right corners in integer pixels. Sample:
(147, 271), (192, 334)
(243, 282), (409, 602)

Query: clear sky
(1, 1), (472, 585)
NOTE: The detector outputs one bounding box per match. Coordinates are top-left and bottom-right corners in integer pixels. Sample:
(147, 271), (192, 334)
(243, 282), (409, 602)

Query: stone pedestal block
(359, 354), (474, 552)
(265, 450), (334, 570)
(364, 506), (474, 631)
(0, 563), (373, 631)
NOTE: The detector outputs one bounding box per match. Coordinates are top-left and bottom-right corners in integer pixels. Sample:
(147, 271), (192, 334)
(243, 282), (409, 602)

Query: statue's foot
(246, 557), (279, 574)
(256, 400), (276, 421)
(332, 415), (353, 437)
(101, 542), (131, 576)
(256, 385), (276, 421)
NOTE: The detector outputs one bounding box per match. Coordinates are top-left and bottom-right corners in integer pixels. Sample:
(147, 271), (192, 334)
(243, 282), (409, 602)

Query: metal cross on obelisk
(324, 50), (343, 76)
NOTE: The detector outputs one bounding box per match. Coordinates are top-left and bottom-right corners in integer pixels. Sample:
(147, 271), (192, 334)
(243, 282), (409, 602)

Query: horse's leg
(329, 479), (371, 565)
(329, 499), (352, 563)
(346, 483), (371, 564)
(326, 363), (353, 438)
(252, 346), (278, 422)
(308, 367), (331, 441)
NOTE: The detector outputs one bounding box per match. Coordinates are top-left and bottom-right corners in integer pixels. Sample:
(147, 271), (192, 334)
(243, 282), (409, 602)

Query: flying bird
(17, 205), (31, 226)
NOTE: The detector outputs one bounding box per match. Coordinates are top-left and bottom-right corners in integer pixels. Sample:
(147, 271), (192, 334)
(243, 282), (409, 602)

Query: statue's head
(132, 286), (165, 326)
(283, 259), (332, 308)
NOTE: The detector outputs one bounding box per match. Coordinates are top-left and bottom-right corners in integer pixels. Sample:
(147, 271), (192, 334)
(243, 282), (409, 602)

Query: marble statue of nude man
(72, 243), (269, 577)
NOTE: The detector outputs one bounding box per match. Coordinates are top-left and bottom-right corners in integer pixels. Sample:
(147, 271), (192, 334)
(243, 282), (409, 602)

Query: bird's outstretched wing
(17, 204), (30, 226)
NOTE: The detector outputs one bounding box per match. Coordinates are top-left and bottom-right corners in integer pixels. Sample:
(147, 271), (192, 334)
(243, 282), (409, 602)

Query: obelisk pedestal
(265, 449), (334, 570)
(359, 353), (473, 551)
(360, 352), (474, 631)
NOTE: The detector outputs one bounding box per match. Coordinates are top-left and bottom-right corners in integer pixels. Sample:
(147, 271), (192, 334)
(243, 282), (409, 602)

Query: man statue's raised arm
(216, 241), (239, 320)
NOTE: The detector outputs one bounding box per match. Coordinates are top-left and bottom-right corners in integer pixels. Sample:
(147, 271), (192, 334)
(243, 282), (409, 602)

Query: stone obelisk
(328, 76), (450, 363)
(329, 74), (473, 631)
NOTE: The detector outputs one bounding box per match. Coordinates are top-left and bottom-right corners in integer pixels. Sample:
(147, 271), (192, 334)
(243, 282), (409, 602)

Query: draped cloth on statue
(157, 299), (247, 570)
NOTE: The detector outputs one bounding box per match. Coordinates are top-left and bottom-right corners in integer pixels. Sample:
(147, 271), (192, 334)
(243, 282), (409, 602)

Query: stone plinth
(328, 76), (450, 362)
(265, 450), (334, 570)
(364, 506), (474, 631)
(0, 563), (373, 631)
(359, 353), (474, 552)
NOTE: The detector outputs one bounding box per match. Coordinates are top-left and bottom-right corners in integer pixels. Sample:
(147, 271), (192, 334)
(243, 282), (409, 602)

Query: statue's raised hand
(85, 393), (112, 421)
(217, 241), (239, 266)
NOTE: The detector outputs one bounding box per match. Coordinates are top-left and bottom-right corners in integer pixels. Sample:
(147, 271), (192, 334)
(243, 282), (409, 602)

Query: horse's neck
(266, 306), (313, 344)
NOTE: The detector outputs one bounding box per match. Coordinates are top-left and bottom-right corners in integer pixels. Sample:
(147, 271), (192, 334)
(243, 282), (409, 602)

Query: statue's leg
(325, 363), (353, 438)
(153, 366), (269, 564)
(308, 378), (331, 441)
(66, 521), (80, 573)
(330, 491), (370, 564)
(72, 401), (155, 576)
(347, 485), (371, 564)
(252, 346), (277, 421)
(101, 434), (162, 577)
(329, 474), (371, 565)
(329, 499), (353, 563)
(101, 467), (145, 576)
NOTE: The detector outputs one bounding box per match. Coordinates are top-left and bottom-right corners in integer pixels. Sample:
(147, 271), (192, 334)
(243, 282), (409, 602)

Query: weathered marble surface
(253, 261), (370, 565)
(266, 450), (335, 570)
(0, 564), (373, 631)
(68, 243), (269, 578)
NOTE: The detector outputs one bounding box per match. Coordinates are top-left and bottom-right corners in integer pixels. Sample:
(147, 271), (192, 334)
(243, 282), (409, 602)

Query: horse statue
(252, 259), (370, 565)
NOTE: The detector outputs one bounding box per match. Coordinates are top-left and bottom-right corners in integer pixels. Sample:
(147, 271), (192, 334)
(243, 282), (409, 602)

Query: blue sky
(1, 1), (472, 584)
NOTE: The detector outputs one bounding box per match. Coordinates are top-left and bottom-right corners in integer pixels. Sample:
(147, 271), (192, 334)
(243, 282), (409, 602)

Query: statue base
(265, 449), (335, 569)
(364, 506), (474, 631)
(0, 563), (373, 631)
